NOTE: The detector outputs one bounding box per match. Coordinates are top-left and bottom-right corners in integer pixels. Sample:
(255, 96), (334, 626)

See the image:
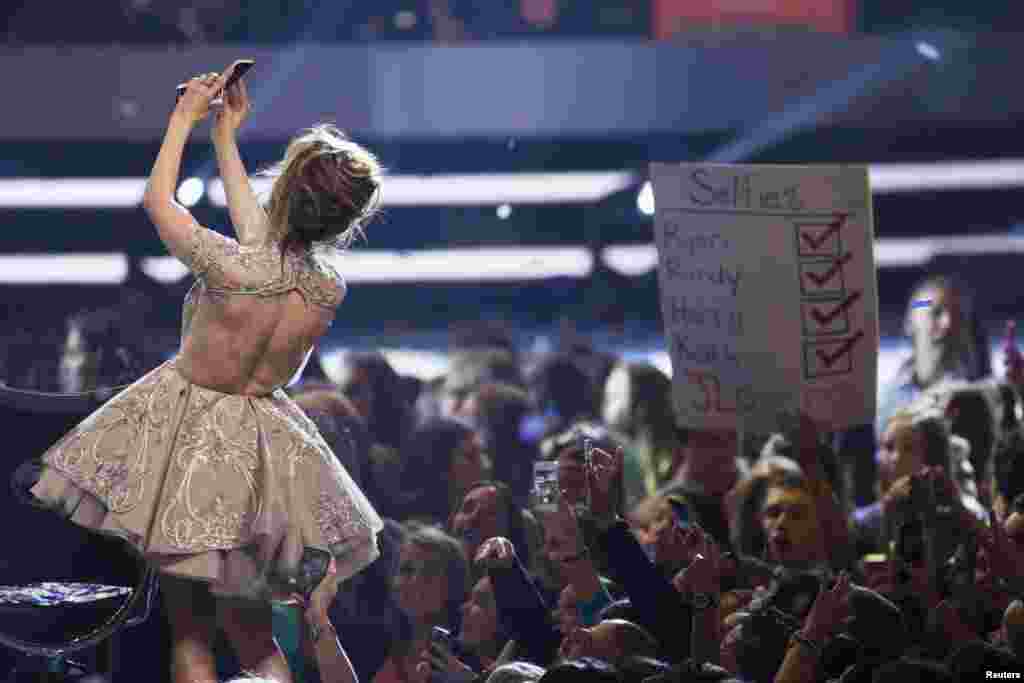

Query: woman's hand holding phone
(213, 61), (253, 140)
(588, 444), (621, 505)
(172, 59), (253, 131)
(174, 71), (229, 126)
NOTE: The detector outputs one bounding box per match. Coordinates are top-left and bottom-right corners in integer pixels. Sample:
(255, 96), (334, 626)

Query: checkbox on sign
(795, 216), (845, 258)
(804, 331), (864, 378)
(801, 292), (861, 337)
(799, 254), (851, 299)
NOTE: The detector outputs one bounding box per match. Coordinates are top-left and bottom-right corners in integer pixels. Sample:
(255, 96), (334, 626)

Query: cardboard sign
(651, 163), (878, 433)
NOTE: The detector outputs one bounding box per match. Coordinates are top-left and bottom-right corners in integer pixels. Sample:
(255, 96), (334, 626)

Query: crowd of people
(7, 269), (1024, 682)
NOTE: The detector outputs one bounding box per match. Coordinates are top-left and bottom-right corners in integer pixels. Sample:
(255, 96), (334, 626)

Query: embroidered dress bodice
(181, 229), (346, 338)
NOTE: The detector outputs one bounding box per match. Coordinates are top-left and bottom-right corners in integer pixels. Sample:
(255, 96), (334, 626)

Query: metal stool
(0, 569), (157, 683)
(0, 385), (160, 681)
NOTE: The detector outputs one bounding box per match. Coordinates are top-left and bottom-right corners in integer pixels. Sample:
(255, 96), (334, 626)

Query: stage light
(0, 179), (146, 208)
(140, 246), (594, 284)
(323, 349), (450, 383)
(140, 256), (190, 283)
(206, 172), (635, 208)
(176, 177), (205, 207)
(869, 160), (1024, 193)
(496, 204), (512, 219)
(394, 10), (418, 30)
(602, 243), (658, 276)
(0, 254), (128, 284)
(327, 246), (593, 283)
(915, 41), (941, 62)
(637, 181), (655, 216)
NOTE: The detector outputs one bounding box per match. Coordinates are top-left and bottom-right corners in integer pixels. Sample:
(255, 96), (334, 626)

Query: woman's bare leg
(161, 575), (219, 683)
(217, 597), (294, 683)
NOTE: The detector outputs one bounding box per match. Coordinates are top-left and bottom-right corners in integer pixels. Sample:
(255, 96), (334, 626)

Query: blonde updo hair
(263, 124), (382, 253)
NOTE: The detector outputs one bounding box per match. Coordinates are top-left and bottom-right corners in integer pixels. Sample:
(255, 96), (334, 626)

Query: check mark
(810, 291), (862, 328)
(805, 252), (853, 288)
(816, 330), (865, 368)
(799, 213), (848, 251)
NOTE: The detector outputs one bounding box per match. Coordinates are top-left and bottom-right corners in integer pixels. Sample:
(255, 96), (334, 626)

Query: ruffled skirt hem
(19, 360), (383, 601)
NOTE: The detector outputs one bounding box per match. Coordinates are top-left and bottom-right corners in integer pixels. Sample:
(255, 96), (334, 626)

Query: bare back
(175, 229), (345, 395)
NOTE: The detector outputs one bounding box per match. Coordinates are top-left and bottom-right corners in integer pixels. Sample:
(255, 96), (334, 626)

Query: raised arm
(793, 415), (854, 570)
(476, 537), (562, 667)
(212, 76), (270, 246)
(296, 559), (360, 683)
(142, 71), (227, 267)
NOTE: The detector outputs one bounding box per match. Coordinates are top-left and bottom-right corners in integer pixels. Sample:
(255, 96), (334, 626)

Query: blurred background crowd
(4, 1), (1024, 682)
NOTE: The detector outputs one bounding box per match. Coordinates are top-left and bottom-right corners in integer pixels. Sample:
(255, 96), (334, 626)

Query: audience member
(602, 362), (682, 501)
(731, 470), (833, 571)
(374, 523), (470, 683)
(391, 418), (487, 525)
(450, 481), (533, 575)
(528, 354), (600, 442)
(991, 426), (1024, 523)
(337, 351), (416, 452)
(879, 274), (992, 434)
(461, 382), (537, 505)
(443, 351), (525, 420)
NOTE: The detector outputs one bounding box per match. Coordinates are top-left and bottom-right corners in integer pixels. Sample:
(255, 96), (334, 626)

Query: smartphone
(667, 497), (691, 531)
(431, 626), (454, 649)
(176, 59), (255, 102)
(430, 626), (466, 659)
(531, 460), (560, 514)
(291, 547), (332, 601)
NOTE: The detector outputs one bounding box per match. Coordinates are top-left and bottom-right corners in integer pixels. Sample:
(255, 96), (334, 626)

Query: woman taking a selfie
(17, 62), (385, 683)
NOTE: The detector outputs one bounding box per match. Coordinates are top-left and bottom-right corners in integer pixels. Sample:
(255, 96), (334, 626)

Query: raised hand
(881, 477), (910, 517)
(672, 525), (723, 596)
(786, 412), (823, 475)
(579, 444), (623, 517)
(474, 536), (518, 570)
(544, 497), (589, 567)
(801, 572), (851, 642)
(174, 71), (227, 126)
(652, 516), (692, 568)
(979, 509), (1024, 585)
(213, 65), (251, 139)
(290, 557), (341, 628)
(418, 638), (476, 679)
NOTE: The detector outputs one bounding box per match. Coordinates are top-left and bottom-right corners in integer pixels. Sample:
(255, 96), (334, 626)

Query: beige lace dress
(26, 231), (384, 600)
